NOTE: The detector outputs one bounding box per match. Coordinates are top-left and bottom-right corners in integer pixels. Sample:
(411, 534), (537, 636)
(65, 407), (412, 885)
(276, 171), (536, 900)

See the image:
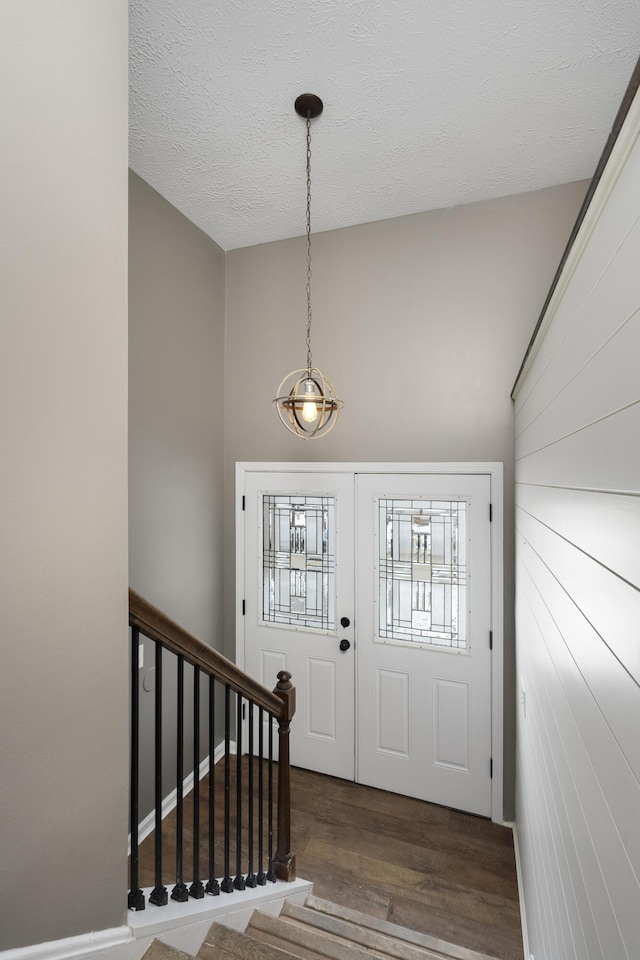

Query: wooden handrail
(129, 589), (285, 719)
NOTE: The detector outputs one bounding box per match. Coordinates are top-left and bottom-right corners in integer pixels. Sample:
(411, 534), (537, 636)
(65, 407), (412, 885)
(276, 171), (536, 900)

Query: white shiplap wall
(513, 90), (640, 960)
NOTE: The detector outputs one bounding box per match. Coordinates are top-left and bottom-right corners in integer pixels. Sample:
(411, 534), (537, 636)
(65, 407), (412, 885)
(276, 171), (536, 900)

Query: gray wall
(129, 171), (226, 816)
(514, 105), (640, 957)
(224, 181), (588, 816)
(0, 1), (129, 949)
(129, 170), (225, 639)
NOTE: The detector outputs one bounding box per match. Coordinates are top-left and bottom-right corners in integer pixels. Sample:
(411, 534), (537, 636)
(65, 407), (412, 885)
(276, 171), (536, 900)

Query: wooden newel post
(273, 670), (296, 881)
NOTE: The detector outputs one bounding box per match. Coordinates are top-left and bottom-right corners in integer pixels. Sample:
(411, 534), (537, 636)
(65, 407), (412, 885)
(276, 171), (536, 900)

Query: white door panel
(355, 473), (492, 817)
(243, 472), (355, 779)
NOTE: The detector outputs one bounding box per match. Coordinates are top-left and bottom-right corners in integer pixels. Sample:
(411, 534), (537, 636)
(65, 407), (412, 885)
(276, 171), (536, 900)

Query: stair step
(141, 940), (193, 960)
(246, 914), (340, 960)
(198, 921), (304, 960)
(276, 904), (443, 960)
(195, 895), (501, 960)
(295, 896), (498, 960)
(247, 910), (393, 960)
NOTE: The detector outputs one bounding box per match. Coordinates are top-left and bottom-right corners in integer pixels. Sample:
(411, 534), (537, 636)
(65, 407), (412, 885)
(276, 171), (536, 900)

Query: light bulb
(301, 380), (319, 423)
(302, 400), (318, 422)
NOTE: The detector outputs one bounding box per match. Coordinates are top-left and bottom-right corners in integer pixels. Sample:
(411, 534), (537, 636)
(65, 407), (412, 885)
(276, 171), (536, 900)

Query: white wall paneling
(514, 113), (640, 413)
(515, 401), (640, 492)
(516, 508), (640, 682)
(513, 76), (640, 960)
(515, 484), (640, 586)
(515, 304), (640, 458)
(518, 537), (640, 874)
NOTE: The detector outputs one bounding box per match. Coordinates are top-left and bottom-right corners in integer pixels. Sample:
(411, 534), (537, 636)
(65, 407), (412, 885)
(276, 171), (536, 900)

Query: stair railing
(128, 589), (296, 912)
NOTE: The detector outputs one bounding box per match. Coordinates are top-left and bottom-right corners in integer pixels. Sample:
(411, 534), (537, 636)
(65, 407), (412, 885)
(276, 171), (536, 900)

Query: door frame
(236, 461), (504, 824)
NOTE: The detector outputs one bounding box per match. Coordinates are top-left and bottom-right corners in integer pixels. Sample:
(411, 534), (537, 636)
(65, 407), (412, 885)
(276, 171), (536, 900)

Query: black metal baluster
(190, 666), (204, 898)
(267, 712), (276, 882)
(221, 684), (234, 893)
(234, 694), (246, 889)
(128, 627), (145, 911)
(172, 656), (188, 901)
(257, 706), (266, 885)
(149, 642), (167, 906)
(245, 701), (256, 887)
(206, 675), (219, 896)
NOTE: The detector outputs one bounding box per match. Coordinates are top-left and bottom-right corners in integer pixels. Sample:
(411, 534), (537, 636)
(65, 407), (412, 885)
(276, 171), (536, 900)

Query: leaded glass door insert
(378, 498), (468, 648)
(262, 494), (336, 630)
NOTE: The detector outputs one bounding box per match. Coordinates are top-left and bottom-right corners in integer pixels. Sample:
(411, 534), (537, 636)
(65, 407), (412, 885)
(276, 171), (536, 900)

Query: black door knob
(340, 616), (350, 628)
(339, 638), (351, 652)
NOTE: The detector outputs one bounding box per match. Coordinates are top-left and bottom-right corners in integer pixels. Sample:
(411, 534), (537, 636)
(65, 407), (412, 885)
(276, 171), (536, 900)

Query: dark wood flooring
(135, 761), (523, 960)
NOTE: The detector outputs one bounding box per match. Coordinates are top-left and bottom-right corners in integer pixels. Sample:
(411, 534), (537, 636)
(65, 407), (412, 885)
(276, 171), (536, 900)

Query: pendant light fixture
(274, 94), (343, 439)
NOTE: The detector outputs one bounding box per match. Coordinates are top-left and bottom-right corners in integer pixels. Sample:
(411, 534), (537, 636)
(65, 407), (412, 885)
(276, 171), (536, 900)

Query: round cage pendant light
(274, 94), (343, 439)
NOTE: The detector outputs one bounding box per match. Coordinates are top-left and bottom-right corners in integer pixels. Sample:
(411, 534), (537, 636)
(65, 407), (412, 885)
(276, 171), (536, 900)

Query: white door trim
(236, 461), (503, 824)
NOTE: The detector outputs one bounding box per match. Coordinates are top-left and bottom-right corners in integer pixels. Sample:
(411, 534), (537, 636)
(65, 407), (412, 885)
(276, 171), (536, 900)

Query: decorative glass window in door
(378, 499), (467, 648)
(262, 495), (336, 630)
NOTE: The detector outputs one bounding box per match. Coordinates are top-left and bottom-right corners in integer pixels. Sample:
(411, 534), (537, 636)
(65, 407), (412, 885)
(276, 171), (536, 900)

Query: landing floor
(137, 764), (523, 960)
(288, 768), (522, 960)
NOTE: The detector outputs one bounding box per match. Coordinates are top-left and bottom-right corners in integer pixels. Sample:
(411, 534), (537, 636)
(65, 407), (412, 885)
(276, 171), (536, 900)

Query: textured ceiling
(129, 0), (640, 251)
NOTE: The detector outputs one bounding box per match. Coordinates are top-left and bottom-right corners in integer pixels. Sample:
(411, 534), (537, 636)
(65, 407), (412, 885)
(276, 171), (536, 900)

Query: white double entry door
(239, 466), (497, 819)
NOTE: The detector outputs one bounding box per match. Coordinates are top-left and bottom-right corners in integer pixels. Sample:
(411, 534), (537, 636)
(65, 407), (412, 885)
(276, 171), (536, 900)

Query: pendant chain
(305, 114), (313, 376)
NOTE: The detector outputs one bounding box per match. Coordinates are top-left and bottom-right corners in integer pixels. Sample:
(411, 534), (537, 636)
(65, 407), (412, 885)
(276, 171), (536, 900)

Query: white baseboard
(0, 878), (313, 960)
(509, 820), (530, 960)
(0, 927), (132, 960)
(128, 877), (313, 941)
(129, 739), (236, 853)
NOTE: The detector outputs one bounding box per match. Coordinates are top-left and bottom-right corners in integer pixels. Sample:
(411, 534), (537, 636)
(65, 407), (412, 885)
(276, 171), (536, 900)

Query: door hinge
(242, 495), (245, 511)
(490, 758), (493, 779)
(489, 630), (493, 650)
(489, 503), (493, 522)
(242, 599), (246, 616)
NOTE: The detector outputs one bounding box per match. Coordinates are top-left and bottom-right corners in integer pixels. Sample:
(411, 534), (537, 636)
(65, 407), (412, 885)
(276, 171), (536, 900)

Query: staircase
(142, 894), (497, 960)
(128, 595), (518, 960)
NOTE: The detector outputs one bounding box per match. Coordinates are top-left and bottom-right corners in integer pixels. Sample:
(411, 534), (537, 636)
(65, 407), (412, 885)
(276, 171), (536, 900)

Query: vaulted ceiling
(129, 1), (640, 250)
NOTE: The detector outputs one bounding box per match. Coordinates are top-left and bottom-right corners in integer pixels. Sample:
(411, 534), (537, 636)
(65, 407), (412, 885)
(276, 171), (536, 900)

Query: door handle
(340, 616), (351, 628)
(339, 638), (351, 652)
